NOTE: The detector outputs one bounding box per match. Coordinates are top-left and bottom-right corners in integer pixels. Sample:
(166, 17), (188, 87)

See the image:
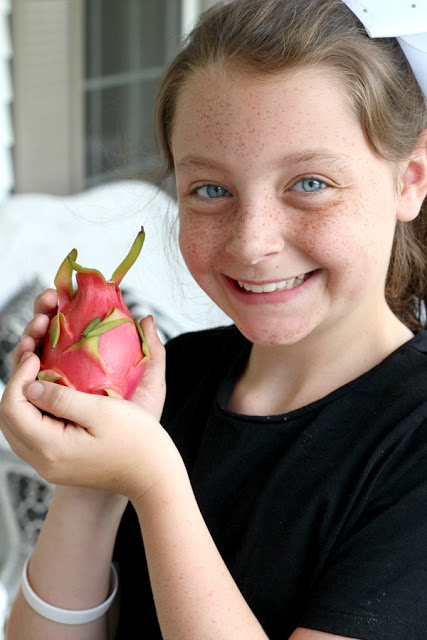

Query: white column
(0, 0), (12, 202)
(11, 0), (84, 195)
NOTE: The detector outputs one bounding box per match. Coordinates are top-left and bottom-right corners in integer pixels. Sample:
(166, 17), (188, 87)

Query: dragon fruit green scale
(38, 227), (149, 400)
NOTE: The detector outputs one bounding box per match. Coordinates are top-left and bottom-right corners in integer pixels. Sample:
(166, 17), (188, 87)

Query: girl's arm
(133, 457), (355, 640)
(2, 293), (122, 640)
(134, 460), (269, 640)
(6, 486), (126, 640)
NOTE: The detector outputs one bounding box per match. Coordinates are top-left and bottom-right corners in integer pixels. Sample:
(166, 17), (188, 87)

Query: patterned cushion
(6, 470), (53, 548)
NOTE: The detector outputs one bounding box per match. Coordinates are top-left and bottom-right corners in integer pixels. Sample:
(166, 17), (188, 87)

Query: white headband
(341, 0), (427, 100)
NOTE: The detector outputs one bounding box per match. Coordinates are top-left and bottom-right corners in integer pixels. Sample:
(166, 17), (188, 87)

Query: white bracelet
(20, 557), (118, 625)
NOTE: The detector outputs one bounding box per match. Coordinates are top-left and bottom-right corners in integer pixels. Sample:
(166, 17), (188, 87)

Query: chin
(233, 318), (318, 347)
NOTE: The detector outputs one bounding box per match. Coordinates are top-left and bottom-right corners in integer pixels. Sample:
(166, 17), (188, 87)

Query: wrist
(131, 453), (192, 518)
(21, 557), (118, 625)
(31, 488), (126, 598)
(122, 416), (188, 509)
(52, 485), (128, 519)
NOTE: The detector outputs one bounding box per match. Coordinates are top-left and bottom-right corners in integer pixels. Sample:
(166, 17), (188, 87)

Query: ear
(396, 129), (427, 222)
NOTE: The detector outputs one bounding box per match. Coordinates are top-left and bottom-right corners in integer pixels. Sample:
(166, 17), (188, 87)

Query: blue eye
(196, 184), (231, 198)
(292, 178), (327, 193)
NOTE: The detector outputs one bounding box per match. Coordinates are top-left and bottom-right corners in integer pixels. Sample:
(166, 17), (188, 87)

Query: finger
(1, 358), (90, 484)
(140, 315), (165, 371)
(131, 316), (166, 417)
(12, 334), (36, 367)
(33, 288), (58, 316)
(11, 313), (50, 372)
(23, 312), (50, 343)
(4, 351), (42, 406)
(0, 352), (49, 449)
(10, 289), (57, 372)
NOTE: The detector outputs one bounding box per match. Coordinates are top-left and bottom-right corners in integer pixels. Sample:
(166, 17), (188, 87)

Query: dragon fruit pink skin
(38, 227), (149, 400)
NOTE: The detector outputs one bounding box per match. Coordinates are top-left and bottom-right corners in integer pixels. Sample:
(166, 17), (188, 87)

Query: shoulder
(395, 328), (427, 371)
(346, 330), (427, 425)
(380, 329), (426, 381)
(394, 329), (427, 375)
(340, 332), (427, 478)
(383, 331), (427, 421)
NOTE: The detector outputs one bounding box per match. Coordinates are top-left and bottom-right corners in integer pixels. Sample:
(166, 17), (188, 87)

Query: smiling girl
(1, 1), (426, 639)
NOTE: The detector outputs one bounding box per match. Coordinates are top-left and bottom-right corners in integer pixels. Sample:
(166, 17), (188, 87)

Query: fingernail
(20, 351), (32, 364)
(26, 381), (44, 400)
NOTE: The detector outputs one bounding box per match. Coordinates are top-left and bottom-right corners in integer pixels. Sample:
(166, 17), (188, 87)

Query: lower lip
(223, 270), (321, 306)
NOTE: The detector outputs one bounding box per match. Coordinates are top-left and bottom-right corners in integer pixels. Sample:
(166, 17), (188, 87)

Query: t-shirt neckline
(216, 328), (426, 424)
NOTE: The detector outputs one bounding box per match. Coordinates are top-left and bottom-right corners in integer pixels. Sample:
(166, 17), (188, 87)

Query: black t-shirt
(114, 326), (427, 640)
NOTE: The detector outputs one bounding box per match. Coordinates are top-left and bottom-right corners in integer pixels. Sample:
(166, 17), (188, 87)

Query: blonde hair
(155, 0), (427, 329)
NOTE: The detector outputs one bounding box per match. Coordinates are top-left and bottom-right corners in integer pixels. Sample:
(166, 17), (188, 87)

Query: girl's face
(171, 67), (404, 346)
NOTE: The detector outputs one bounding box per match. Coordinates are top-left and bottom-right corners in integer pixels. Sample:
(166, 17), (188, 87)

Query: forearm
(6, 486), (126, 640)
(134, 463), (268, 640)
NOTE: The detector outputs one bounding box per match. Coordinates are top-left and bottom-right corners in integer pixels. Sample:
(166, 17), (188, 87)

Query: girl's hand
(11, 288), (58, 373)
(11, 288), (167, 421)
(1, 286), (177, 502)
(0, 350), (182, 503)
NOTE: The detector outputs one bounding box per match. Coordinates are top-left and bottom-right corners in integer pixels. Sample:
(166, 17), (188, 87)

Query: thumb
(140, 315), (166, 383)
(25, 380), (124, 432)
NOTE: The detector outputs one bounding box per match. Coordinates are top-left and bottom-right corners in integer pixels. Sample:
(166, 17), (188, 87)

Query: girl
(1, 0), (426, 638)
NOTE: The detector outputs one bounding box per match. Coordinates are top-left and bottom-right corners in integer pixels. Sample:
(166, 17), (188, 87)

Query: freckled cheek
(298, 207), (384, 281)
(178, 217), (225, 278)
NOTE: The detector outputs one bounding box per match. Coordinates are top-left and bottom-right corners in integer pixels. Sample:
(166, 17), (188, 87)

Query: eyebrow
(176, 155), (225, 172)
(176, 150), (351, 173)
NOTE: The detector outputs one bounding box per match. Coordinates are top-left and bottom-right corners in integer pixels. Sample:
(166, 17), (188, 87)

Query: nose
(225, 199), (286, 265)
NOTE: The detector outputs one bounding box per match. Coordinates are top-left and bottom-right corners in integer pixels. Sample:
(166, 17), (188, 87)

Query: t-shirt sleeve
(299, 418), (427, 640)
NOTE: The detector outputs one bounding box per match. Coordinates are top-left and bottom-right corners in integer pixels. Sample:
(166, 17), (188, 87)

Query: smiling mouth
(237, 272), (312, 293)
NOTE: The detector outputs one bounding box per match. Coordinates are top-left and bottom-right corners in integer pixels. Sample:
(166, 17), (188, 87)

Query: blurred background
(0, 0), (216, 200)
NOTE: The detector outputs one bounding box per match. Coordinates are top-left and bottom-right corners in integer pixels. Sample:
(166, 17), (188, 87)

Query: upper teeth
(237, 273), (308, 293)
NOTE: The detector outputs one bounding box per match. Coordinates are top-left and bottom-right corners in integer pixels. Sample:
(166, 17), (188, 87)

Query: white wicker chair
(0, 435), (54, 634)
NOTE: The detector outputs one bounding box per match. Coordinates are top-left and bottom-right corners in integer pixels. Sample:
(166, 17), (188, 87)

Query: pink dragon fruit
(38, 227), (149, 399)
